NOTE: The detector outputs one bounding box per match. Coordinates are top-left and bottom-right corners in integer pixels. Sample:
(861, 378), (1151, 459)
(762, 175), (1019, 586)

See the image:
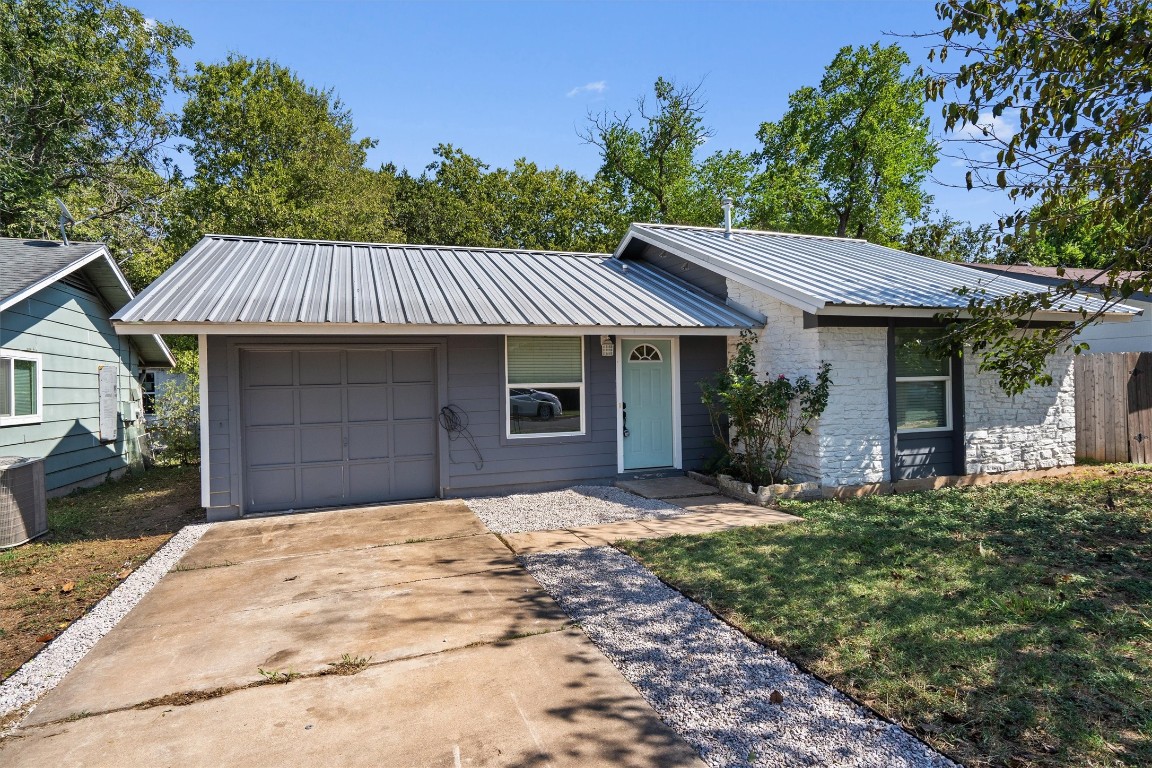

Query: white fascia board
(618, 225), (827, 315)
(0, 246), (107, 313)
(111, 322), (750, 337)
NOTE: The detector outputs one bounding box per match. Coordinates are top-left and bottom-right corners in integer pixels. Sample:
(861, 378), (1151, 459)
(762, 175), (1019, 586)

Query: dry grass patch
(0, 466), (202, 680)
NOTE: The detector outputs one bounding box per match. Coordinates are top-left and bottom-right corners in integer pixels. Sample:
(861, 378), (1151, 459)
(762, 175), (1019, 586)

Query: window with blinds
(894, 329), (950, 432)
(0, 351), (42, 426)
(505, 336), (584, 437)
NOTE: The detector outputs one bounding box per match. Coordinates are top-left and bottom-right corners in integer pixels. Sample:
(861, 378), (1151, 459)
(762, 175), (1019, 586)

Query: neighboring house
(0, 239), (174, 494)
(112, 225), (1134, 521)
(963, 262), (1151, 354)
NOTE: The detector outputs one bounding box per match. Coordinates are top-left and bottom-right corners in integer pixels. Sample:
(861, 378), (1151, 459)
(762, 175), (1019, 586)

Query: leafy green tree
(927, 0), (1152, 393)
(393, 144), (617, 252)
(902, 209), (997, 262)
(753, 43), (938, 243)
(173, 55), (399, 251)
(0, 0), (190, 285)
(582, 77), (751, 228)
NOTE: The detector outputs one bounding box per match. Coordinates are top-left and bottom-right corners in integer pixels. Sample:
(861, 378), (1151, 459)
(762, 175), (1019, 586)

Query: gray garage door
(241, 347), (438, 514)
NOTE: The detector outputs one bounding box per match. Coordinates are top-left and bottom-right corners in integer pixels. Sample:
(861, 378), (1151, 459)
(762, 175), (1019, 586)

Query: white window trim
(894, 374), (952, 433)
(504, 336), (586, 439)
(0, 349), (44, 427)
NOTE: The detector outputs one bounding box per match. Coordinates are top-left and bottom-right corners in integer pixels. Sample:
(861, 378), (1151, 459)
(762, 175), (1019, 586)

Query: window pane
(12, 359), (36, 416)
(894, 329), (949, 377)
(0, 359), (9, 417)
(507, 337), (582, 384)
(896, 380), (947, 430)
(509, 387), (581, 435)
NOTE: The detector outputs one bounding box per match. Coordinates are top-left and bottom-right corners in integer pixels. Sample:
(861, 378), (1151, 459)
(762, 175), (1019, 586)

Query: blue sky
(134, 0), (1014, 227)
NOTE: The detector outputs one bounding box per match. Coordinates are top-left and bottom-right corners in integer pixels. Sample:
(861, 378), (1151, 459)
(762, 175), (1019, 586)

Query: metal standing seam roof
(113, 235), (759, 329)
(619, 223), (1139, 317)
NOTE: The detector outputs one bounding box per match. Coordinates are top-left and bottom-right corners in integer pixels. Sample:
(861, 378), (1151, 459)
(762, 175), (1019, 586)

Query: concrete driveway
(1, 501), (701, 767)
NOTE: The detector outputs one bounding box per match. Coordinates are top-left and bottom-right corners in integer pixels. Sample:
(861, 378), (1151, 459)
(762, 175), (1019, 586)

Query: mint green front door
(622, 339), (675, 470)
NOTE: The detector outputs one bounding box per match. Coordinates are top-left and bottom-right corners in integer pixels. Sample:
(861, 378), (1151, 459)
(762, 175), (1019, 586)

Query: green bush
(700, 330), (831, 487)
(151, 349), (199, 465)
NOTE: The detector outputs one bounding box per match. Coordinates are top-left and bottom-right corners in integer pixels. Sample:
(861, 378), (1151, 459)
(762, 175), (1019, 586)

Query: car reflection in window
(509, 388), (563, 420)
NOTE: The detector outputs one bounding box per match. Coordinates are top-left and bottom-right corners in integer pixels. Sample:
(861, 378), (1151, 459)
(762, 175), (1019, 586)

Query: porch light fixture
(600, 335), (615, 357)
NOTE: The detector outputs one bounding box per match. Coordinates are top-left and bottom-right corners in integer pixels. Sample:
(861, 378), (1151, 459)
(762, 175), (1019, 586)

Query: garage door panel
(244, 350), (294, 387)
(347, 463), (391, 504)
(247, 468), (297, 508)
(393, 385), (434, 419)
(348, 424), (390, 460)
(247, 429), (297, 466)
(299, 387), (343, 424)
(393, 459), (437, 498)
(244, 389), (295, 427)
(347, 387), (389, 421)
(299, 350), (342, 385)
(299, 465), (344, 505)
(392, 349), (434, 383)
(347, 350), (389, 384)
(394, 421), (435, 457)
(242, 347), (438, 514)
(299, 426), (344, 463)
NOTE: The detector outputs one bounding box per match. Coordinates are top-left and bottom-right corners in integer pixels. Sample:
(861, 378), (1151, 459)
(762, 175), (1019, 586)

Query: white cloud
(566, 80), (607, 98)
(952, 110), (1017, 142)
(143, 16), (157, 32)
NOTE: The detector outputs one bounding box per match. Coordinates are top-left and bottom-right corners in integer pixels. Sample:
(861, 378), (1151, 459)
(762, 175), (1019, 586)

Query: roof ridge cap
(201, 234), (608, 257)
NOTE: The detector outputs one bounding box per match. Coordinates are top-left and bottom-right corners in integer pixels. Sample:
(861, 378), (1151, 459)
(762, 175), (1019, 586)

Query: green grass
(620, 467), (1152, 768)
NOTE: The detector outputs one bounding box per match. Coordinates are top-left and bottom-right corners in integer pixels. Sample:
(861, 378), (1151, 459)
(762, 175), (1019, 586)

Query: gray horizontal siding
(680, 336), (727, 470)
(443, 335), (618, 494)
(894, 433), (954, 480)
(0, 282), (145, 492)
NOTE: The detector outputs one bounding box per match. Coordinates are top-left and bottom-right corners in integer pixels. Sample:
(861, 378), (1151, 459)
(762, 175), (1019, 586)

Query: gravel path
(0, 522), (213, 722)
(466, 485), (682, 533)
(522, 547), (957, 768)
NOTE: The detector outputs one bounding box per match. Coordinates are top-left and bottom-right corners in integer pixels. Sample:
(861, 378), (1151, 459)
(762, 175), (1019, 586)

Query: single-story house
(0, 238), (174, 494)
(963, 262), (1151, 354)
(111, 224), (1134, 521)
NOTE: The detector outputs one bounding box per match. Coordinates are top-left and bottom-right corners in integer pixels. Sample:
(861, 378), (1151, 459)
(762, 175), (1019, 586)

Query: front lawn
(0, 466), (202, 681)
(620, 467), (1152, 768)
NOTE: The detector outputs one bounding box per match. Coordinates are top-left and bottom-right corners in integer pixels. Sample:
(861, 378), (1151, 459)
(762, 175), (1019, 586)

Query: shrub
(700, 330), (832, 487)
(150, 349), (199, 465)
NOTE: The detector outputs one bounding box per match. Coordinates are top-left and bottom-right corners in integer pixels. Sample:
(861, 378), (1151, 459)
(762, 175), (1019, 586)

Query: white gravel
(522, 546), (958, 768)
(466, 485), (683, 533)
(0, 522), (213, 722)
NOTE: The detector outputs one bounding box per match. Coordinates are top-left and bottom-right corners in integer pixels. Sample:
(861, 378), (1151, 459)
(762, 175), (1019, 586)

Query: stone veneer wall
(964, 352), (1076, 474)
(725, 281), (890, 485)
(815, 325), (890, 486)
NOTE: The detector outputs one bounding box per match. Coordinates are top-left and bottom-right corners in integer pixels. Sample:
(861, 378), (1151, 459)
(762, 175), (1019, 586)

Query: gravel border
(0, 522), (213, 722)
(522, 546), (958, 768)
(466, 485), (683, 533)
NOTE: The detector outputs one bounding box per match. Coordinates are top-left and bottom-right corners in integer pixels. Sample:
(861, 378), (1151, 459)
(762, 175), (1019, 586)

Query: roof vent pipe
(722, 196), (733, 238)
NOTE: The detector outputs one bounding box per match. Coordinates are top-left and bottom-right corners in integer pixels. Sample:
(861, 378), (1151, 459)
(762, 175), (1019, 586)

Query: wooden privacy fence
(1075, 352), (1152, 464)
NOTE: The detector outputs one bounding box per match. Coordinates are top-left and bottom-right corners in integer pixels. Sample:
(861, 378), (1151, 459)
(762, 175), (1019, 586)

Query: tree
(582, 77), (751, 228)
(753, 43), (938, 243)
(173, 55), (399, 252)
(393, 144), (618, 252)
(0, 0), (190, 285)
(902, 209), (998, 262)
(926, 0), (1152, 393)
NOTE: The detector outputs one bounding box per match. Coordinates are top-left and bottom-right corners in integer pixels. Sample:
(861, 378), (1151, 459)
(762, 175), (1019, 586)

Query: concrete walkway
(503, 477), (800, 555)
(1, 501), (702, 767)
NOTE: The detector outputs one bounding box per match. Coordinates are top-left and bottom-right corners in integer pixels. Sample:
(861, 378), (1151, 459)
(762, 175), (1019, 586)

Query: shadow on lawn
(622, 471), (1152, 767)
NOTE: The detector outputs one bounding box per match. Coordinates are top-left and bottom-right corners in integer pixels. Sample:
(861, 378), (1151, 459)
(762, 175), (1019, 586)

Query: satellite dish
(56, 198), (76, 245)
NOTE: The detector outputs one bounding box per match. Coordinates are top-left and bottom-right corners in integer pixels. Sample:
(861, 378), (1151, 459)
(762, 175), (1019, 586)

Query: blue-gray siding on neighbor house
(203, 333), (729, 516)
(0, 280), (146, 492)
